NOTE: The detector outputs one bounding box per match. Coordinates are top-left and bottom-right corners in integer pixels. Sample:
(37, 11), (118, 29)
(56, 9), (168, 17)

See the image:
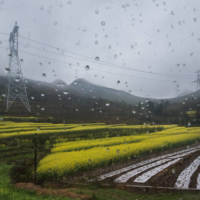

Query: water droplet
(75, 109), (78, 111)
(20, 59), (24, 62)
(63, 91), (68, 95)
(40, 6), (44, 10)
(0, 0), (4, 4)
(41, 94), (45, 97)
(95, 57), (99, 61)
(42, 73), (46, 78)
(82, 27), (87, 32)
(95, 41), (98, 45)
(76, 40), (80, 45)
(41, 108), (45, 111)
(114, 55), (117, 59)
(188, 122), (191, 126)
(31, 96), (35, 100)
(58, 2), (63, 7)
(194, 18), (197, 22)
(54, 21), (57, 25)
(106, 103), (110, 106)
(171, 11), (174, 15)
(5, 68), (10, 73)
(15, 78), (19, 82)
(85, 65), (90, 70)
(95, 9), (99, 14)
(88, 159), (92, 164)
(101, 21), (105, 26)
(116, 149), (120, 154)
(67, 0), (71, 4)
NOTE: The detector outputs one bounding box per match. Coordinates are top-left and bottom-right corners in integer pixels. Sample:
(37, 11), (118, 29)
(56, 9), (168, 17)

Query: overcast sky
(0, 0), (200, 99)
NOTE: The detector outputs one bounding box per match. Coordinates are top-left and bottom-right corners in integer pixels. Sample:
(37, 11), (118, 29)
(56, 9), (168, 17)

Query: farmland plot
(89, 146), (200, 189)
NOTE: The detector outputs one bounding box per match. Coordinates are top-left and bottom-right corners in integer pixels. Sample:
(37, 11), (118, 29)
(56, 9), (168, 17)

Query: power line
(17, 35), (196, 78)
(0, 46), (192, 84)
(0, 32), (195, 79)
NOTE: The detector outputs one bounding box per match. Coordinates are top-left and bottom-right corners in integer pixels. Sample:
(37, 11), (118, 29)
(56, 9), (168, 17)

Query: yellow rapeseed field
(37, 126), (200, 179)
(0, 121), (176, 138)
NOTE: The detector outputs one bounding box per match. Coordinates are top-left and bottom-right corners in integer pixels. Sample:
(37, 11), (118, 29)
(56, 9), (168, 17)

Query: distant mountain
(169, 89), (200, 103)
(0, 75), (199, 105)
(178, 89), (194, 97)
(52, 79), (68, 87)
(69, 78), (145, 104)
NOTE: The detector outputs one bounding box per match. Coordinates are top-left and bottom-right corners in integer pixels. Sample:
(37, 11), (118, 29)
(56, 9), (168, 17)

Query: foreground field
(1, 165), (200, 200)
(1, 122), (200, 199)
(37, 126), (200, 180)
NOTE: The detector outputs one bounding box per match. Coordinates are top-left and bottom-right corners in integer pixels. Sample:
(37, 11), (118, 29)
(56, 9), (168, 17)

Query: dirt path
(15, 183), (91, 200)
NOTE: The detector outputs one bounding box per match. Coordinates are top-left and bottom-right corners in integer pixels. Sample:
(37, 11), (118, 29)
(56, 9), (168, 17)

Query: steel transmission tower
(6, 22), (31, 112)
(192, 70), (200, 91)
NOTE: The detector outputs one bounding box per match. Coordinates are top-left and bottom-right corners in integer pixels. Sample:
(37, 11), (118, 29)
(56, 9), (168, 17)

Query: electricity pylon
(192, 70), (200, 91)
(6, 22), (31, 112)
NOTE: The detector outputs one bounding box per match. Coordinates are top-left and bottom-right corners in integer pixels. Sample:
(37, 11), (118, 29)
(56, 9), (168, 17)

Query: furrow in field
(134, 158), (182, 183)
(114, 149), (199, 183)
(88, 146), (200, 182)
(197, 173), (200, 189)
(175, 156), (200, 189)
(114, 158), (171, 183)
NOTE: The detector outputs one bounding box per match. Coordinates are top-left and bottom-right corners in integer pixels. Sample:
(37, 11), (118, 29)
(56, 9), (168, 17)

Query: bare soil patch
(147, 150), (200, 187)
(15, 182), (91, 200)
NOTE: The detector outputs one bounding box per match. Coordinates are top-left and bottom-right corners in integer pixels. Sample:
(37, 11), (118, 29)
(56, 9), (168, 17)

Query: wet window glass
(0, 0), (200, 199)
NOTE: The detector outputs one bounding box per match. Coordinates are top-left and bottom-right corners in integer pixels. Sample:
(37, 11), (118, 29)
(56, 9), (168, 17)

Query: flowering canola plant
(0, 121), (175, 138)
(37, 126), (200, 179)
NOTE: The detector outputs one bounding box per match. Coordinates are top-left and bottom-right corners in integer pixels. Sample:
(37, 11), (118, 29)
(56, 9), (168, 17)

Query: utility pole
(34, 133), (37, 185)
(6, 22), (31, 112)
(192, 70), (200, 91)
